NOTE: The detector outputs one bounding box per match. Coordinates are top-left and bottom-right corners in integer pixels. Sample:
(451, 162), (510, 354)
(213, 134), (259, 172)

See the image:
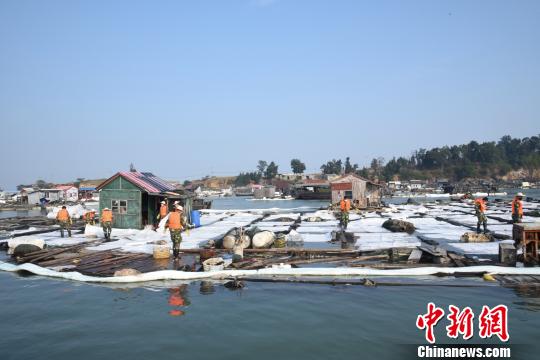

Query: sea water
(0, 270), (539, 360)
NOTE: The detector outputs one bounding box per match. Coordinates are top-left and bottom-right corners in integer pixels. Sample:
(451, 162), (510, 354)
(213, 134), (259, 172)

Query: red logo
(416, 304), (509, 343)
(416, 302), (445, 344)
(446, 305), (474, 340)
(478, 305), (509, 342)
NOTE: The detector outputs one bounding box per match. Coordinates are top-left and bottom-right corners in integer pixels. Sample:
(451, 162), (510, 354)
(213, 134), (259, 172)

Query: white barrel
(252, 231), (276, 249)
(222, 235), (236, 249)
(222, 234), (251, 249)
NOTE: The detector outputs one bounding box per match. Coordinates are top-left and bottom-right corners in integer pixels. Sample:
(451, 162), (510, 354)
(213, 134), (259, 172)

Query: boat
(234, 186), (254, 196)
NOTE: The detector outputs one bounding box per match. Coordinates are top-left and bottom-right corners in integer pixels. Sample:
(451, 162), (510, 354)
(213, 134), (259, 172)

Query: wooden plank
(419, 244), (447, 257)
(447, 253), (466, 267)
(407, 249), (423, 264)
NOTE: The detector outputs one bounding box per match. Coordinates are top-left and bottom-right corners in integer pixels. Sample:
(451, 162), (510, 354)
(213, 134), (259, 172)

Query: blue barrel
(191, 210), (201, 228)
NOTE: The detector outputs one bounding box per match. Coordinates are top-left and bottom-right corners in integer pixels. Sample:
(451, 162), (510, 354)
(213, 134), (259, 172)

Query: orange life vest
(168, 211), (183, 230)
(85, 212), (95, 220)
(512, 198), (523, 216)
(57, 209), (69, 221)
(160, 204), (168, 217)
(101, 209), (113, 222)
(474, 198), (486, 212)
(340, 199), (351, 211)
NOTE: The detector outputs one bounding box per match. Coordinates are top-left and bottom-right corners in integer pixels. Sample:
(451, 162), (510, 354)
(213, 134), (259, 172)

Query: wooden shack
(293, 179), (331, 200)
(330, 174), (382, 207)
(96, 171), (193, 229)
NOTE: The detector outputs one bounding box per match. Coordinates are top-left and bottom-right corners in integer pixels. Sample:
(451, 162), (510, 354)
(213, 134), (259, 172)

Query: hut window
(119, 200), (128, 214)
(111, 200), (128, 214)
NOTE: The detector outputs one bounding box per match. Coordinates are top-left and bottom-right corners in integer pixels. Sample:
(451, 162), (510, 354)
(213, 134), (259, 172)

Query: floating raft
(12, 244), (198, 276)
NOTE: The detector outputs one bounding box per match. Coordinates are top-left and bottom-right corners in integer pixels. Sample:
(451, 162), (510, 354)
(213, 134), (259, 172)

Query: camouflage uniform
(85, 213), (95, 225)
(59, 221), (72, 238)
(475, 202), (487, 234)
(102, 221), (112, 240)
(340, 210), (349, 229)
(512, 201), (522, 223)
(170, 229), (183, 258)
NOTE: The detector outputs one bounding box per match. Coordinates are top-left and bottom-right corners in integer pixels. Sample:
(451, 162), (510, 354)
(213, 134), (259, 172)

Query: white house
(56, 185), (79, 202)
(409, 180), (426, 190)
(27, 191), (42, 205)
(40, 189), (62, 202)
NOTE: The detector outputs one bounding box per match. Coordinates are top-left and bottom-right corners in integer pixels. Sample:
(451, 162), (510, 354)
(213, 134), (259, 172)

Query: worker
(339, 196), (351, 229)
(166, 205), (185, 260)
(474, 197), (488, 234)
(56, 205), (72, 238)
(512, 192), (524, 223)
(101, 207), (113, 240)
(157, 201), (168, 222)
(84, 210), (96, 225)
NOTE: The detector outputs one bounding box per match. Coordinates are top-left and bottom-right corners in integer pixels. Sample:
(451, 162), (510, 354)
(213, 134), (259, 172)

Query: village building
(387, 181), (403, 190)
(409, 179), (426, 190)
(330, 174), (382, 207)
(293, 179), (331, 200)
(96, 171), (193, 229)
(79, 179), (105, 200)
(18, 188), (35, 204)
(56, 185), (79, 202)
(40, 189), (63, 202)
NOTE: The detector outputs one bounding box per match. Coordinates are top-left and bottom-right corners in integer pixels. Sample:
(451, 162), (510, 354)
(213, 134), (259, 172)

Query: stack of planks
(14, 244), (169, 277)
(0, 216), (86, 238)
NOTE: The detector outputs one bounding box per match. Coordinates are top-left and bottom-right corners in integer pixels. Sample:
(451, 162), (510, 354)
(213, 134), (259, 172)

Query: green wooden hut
(96, 171), (192, 229)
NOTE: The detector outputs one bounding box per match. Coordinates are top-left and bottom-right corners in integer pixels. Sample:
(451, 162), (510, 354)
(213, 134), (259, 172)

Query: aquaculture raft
(12, 245), (198, 276)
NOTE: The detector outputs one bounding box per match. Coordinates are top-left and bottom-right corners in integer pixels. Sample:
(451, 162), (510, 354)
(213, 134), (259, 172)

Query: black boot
(173, 249), (179, 259)
(483, 223), (488, 234)
(476, 224), (481, 234)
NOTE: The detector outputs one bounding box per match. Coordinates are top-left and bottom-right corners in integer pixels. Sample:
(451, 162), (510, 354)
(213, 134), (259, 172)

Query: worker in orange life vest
(101, 207), (113, 240)
(166, 205), (186, 260)
(474, 197), (488, 234)
(84, 210), (96, 225)
(512, 192), (524, 223)
(157, 201), (168, 221)
(339, 195), (351, 229)
(56, 205), (72, 238)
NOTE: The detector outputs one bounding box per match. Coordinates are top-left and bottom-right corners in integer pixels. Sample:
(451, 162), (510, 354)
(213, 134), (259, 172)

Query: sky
(1, 0), (539, 190)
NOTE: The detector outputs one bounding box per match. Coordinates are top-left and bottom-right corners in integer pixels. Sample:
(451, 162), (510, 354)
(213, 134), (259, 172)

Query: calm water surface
(1, 270), (539, 360)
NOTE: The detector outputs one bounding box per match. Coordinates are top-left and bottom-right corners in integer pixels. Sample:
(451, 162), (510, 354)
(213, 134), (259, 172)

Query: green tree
(290, 159), (306, 174)
(257, 160), (268, 174)
(35, 179), (53, 189)
(234, 172), (262, 186)
(344, 157), (358, 173)
(265, 161), (279, 179)
(321, 159), (342, 174)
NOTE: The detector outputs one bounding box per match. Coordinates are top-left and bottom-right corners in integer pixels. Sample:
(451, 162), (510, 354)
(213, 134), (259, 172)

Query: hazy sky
(1, 0), (539, 190)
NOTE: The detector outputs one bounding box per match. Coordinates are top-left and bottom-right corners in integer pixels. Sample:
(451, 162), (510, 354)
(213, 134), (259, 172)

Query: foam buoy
(483, 273), (496, 282)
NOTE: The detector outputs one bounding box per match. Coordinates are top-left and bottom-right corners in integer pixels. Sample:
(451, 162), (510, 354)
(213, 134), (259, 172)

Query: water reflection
(167, 285), (190, 317)
(199, 281), (216, 295)
(507, 285), (540, 311)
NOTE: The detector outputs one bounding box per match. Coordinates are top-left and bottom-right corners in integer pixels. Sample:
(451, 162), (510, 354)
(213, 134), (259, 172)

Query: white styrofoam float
(2, 261), (540, 284)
